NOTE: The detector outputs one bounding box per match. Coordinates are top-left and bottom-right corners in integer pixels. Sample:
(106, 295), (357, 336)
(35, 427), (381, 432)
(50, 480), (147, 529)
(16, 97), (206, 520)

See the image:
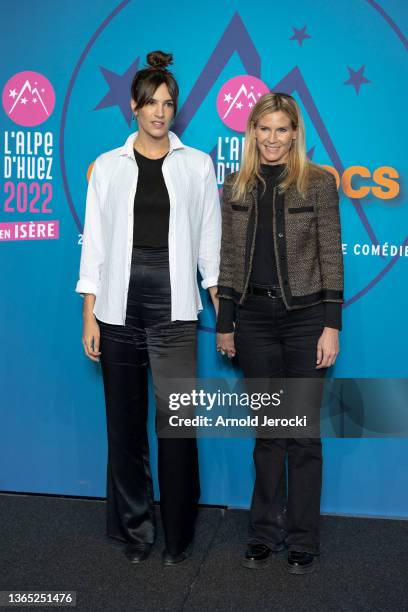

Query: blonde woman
(216, 93), (343, 574)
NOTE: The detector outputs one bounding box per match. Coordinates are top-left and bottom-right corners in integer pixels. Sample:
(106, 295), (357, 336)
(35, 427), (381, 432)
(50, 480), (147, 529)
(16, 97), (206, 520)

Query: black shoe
(162, 547), (191, 566)
(287, 551), (317, 574)
(124, 542), (152, 564)
(242, 542), (284, 569)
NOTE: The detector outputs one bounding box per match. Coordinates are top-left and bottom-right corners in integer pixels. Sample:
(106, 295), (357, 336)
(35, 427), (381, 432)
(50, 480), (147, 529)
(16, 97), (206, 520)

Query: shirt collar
(119, 130), (185, 158)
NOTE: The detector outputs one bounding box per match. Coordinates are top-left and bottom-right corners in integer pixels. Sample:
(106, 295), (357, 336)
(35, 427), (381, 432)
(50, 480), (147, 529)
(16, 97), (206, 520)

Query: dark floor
(0, 494), (407, 612)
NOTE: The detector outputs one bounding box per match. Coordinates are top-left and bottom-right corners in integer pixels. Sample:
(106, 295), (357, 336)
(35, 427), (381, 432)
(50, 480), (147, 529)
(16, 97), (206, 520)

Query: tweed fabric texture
(217, 169), (344, 310)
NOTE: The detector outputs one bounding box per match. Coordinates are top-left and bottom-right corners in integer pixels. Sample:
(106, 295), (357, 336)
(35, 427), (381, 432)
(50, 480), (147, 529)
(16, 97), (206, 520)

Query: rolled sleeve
(198, 155), (221, 289)
(75, 159), (105, 297)
(75, 277), (99, 297)
(201, 275), (219, 290)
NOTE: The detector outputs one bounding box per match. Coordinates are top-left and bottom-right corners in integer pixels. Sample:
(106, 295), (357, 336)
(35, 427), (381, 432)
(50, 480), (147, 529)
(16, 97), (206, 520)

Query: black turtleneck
(250, 163), (285, 286)
(216, 164), (283, 333)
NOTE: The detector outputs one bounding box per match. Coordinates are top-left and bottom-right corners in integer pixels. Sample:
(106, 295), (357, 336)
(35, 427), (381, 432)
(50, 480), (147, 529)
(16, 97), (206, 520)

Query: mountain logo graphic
(216, 75), (269, 132)
(60, 7), (407, 313)
(2, 71), (56, 127)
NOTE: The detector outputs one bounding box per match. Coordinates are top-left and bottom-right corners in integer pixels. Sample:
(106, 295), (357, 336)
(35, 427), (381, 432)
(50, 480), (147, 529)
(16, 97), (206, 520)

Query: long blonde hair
(231, 92), (324, 201)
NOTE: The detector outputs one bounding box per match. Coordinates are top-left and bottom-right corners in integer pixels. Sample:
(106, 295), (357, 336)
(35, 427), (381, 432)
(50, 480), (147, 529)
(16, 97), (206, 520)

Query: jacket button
(278, 232), (284, 238)
(281, 255), (285, 260)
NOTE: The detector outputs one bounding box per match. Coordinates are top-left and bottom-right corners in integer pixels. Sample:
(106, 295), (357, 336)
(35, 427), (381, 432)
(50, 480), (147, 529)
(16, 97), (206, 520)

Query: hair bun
(146, 50), (173, 70)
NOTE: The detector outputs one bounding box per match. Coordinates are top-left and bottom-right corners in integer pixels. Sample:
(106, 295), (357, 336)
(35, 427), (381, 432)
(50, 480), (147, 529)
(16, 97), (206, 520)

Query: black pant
(235, 290), (326, 554)
(97, 247), (199, 555)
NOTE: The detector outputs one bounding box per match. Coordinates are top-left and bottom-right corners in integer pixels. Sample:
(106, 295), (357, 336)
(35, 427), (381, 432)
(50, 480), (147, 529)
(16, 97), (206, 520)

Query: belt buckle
(268, 287), (280, 299)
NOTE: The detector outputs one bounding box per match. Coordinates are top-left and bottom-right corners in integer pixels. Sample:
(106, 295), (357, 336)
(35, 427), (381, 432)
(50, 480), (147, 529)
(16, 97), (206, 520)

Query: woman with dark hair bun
(131, 51), (180, 115)
(76, 51), (221, 565)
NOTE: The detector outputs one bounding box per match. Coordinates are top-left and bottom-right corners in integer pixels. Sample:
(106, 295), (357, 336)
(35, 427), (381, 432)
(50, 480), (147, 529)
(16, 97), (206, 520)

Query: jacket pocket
(231, 204), (249, 211)
(288, 206), (315, 214)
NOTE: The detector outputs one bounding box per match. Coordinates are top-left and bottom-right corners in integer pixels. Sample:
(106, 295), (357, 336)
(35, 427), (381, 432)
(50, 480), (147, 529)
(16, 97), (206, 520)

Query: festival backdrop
(1, 0), (407, 517)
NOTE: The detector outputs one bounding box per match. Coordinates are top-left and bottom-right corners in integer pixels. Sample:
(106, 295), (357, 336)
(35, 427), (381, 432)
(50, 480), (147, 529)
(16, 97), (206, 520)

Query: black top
(250, 163), (284, 286)
(133, 148), (170, 247)
(216, 165), (342, 333)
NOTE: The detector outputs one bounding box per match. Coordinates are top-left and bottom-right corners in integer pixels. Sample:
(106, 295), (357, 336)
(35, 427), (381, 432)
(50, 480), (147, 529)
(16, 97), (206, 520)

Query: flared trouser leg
(98, 246), (200, 553)
(99, 321), (156, 545)
(148, 319), (200, 555)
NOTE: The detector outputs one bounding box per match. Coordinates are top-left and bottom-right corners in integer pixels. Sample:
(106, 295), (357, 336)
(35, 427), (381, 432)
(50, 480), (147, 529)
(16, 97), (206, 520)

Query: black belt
(248, 284), (283, 298)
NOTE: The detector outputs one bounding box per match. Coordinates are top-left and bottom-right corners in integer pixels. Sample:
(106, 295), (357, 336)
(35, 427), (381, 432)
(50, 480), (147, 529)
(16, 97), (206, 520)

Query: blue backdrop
(1, 0), (407, 518)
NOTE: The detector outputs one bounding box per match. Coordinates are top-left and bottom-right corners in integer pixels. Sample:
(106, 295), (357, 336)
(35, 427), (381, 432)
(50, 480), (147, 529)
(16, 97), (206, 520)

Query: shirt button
(278, 232), (284, 238)
(277, 210), (282, 215)
(281, 255), (285, 260)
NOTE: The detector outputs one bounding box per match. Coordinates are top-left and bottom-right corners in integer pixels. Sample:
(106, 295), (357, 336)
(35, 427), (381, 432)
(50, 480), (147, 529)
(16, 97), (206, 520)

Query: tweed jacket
(217, 168), (344, 311)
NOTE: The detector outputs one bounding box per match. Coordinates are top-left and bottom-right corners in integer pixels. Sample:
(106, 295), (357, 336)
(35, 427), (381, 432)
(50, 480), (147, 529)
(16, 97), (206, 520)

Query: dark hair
(130, 51), (179, 116)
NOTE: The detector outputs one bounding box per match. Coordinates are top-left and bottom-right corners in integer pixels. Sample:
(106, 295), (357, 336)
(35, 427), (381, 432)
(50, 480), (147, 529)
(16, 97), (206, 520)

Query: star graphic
(9, 89), (17, 98)
(41, 88), (45, 92)
(248, 102), (253, 108)
(95, 58), (140, 126)
(344, 65), (370, 95)
(224, 93), (232, 103)
(20, 97), (28, 105)
(290, 26), (311, 46)
(236, 101), (243, 110)
(32, 98), (38, 104)
(257, 92), (261, 97)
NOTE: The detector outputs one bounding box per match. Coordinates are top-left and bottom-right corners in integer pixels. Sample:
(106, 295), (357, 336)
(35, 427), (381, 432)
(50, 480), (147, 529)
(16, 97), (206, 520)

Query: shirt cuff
(75, 279), (98, 297)
(216, 298), (235, 333)
(201, 276), (219, 290)
(323, 302), (342, 331)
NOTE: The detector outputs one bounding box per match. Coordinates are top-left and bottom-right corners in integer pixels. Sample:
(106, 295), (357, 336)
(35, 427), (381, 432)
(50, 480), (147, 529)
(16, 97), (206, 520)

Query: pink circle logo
(216, 75), (270, 132)
(2, 71), (56, 127)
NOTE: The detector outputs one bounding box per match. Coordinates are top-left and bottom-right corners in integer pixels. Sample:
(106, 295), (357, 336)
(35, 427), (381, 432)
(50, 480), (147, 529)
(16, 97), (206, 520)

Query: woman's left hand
(316, 327), (339, 369)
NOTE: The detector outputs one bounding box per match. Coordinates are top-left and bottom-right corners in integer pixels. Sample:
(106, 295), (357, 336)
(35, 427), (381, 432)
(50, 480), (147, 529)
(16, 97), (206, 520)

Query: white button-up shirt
(75, 131), (221, 324)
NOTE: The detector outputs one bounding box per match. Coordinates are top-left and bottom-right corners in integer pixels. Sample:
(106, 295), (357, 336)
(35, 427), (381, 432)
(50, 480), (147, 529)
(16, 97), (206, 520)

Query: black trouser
(235, 289), (326, 554)
(97, 247), (199, 556)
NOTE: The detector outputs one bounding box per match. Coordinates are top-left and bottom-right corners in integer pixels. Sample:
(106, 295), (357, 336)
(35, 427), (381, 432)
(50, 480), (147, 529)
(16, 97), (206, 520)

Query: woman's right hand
(82, 314), (101, 362)
(216, 332), (236, 359)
